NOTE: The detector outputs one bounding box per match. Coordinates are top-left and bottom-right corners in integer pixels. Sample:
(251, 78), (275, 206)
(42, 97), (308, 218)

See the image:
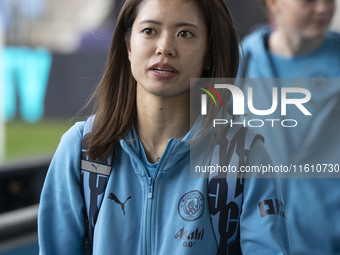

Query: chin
(303, 29), (327, 41)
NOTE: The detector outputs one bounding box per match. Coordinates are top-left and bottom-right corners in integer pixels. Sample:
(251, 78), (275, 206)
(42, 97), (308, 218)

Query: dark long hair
(86, 0), (240, 160)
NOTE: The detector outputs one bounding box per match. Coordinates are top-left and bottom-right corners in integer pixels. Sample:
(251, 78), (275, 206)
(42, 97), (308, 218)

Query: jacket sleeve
(38, 122), (86, 255)
(240, 140), (291, 255)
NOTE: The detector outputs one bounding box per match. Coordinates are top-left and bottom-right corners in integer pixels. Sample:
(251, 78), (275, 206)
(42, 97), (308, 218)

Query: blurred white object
(5, 0), (114, 53)
(31, 0), (114, 53)
(330, 0), (340, 32)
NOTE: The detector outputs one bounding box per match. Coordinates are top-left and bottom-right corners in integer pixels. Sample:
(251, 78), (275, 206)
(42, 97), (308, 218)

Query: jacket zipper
(121, 139), (175, 255)
(144, 140), (174, 255)
(146, 177), (153, 255)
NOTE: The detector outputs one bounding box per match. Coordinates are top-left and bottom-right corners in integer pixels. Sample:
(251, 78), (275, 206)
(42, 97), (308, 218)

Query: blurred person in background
(38, 0), (290, 254)
(239, 0), (340, 254)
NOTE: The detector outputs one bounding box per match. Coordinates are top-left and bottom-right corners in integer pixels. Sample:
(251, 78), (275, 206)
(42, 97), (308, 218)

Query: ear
(265, 0), (279, 14)
(126, 40), (131, 61)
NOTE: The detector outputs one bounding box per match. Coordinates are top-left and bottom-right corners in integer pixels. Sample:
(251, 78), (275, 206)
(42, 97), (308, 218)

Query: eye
(142, 28), (157, 36)
(299, 0), (316, 3)
(178, 30), (194, 38)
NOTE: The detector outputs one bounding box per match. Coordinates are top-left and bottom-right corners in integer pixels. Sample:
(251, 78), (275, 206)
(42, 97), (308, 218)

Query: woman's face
(273, 0), (335, 39)
(127, 0), (208, 98)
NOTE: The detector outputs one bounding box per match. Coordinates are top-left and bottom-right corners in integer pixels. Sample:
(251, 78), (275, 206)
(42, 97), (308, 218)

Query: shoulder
(50, 121), (85, 169)
(239, 26), (272, 77)
(319, 31), (340, 52)
(52, 122), (86, 157)
(60, 121), (85, 144)
(241, 26), (271, 53)
(323, 31), (340, 56)
(317, 31), (340, 76)
(326, 31), (340, 44)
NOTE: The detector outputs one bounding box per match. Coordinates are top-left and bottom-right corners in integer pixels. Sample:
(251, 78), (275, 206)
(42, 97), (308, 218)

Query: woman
(240, 0), (340, 254)
(38, 0), (290, 254)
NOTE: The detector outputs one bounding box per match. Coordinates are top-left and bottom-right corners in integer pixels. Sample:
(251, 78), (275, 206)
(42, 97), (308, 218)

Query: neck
(269, 30), (324, 57)
(136, 85), (190, 163)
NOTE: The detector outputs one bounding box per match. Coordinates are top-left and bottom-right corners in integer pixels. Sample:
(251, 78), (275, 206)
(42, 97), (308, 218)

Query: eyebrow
(139, 20), (200, 30)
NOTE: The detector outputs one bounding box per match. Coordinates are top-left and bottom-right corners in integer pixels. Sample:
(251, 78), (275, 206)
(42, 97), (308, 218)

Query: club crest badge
(178, 190), (204, 221)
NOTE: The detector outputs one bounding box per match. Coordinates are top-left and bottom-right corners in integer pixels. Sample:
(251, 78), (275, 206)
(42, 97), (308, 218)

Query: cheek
(183, 43), (207, 70)
(184, 59), (205, 78)
(279, 2), (307, 27)
(129, 43), (145, 70)
(190, 51), (206, 73)
(283, 9), (308, 29)
(130, 38), (155, 66)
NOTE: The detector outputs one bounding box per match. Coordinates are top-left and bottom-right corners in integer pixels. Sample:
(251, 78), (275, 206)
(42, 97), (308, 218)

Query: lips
(313, 18), (329, 27)
(153, 67), (176, 73)
(149, 63), (178, 79)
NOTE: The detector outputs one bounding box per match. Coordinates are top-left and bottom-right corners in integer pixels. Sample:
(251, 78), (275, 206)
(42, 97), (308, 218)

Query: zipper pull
(147, 177), (153, 199)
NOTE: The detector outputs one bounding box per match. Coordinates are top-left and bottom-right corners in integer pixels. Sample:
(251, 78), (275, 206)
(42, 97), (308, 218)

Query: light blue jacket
(38, 121), (290, 254)
(239, 27), (340, 255)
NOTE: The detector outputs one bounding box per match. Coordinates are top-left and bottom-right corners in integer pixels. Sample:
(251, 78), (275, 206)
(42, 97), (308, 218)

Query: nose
(155, 33), (176, 57)
(315, 0), (335, 14)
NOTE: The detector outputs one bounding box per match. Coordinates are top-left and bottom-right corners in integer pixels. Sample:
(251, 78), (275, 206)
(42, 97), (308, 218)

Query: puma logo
(108, 193), (132, 215)
(92, 164), (98, 171)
